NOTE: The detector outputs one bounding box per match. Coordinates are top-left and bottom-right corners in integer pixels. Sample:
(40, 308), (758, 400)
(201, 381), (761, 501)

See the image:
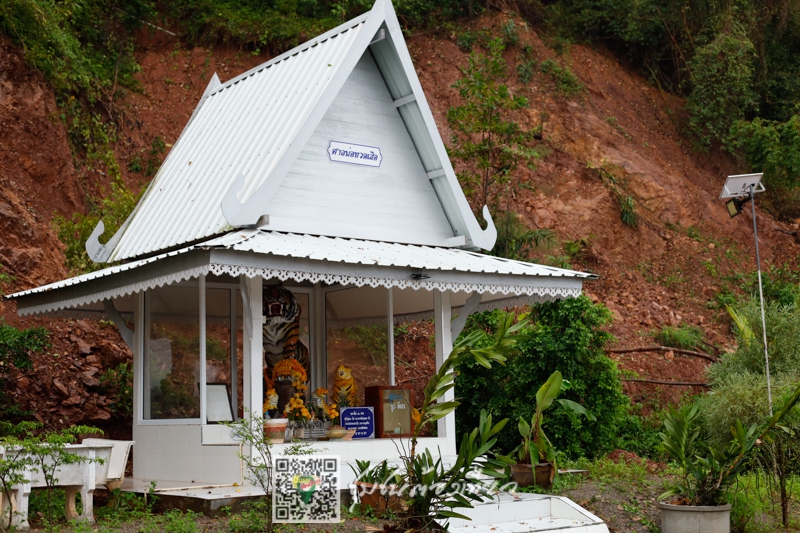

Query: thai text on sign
(327, 141), (383, 167)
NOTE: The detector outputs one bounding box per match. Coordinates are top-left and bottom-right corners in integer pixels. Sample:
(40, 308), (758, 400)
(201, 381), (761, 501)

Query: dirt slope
(410, 16), (798, 406)
(2, 15), (799, 432)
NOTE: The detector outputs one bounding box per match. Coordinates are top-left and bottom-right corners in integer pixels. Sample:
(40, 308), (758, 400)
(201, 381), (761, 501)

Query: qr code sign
(273, 456), (340, 523)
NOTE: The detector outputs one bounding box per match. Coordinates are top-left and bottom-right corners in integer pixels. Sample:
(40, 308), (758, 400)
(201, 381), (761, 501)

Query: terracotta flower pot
(354, 482), (405, 512)
(510, 463), (553, 489)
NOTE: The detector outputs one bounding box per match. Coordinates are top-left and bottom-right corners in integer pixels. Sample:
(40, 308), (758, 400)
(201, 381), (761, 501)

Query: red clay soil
(3, 13), (800, 436)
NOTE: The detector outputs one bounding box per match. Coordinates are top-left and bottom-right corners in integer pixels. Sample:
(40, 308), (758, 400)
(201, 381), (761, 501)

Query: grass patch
(656, 324), (703, 350)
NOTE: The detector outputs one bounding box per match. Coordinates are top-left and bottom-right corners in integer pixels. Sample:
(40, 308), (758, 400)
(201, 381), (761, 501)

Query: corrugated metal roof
(202, 230), (594, 279)
(8, 231), (594, 315)
(107, 16), (369, 262)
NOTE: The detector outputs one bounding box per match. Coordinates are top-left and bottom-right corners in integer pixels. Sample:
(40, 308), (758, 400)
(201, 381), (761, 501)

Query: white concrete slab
(446, 493), (608, 533)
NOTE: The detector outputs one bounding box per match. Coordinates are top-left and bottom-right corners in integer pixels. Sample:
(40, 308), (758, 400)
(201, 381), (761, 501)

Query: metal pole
(750, 185), (773, 416)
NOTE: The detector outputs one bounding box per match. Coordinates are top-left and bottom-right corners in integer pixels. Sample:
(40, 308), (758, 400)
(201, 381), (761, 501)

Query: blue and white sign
(327, 141), (382, 167)
(340, 407), (375, 439)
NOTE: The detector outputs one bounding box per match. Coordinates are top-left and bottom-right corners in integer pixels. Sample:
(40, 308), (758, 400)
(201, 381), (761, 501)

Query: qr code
(273, 456), (340, 523)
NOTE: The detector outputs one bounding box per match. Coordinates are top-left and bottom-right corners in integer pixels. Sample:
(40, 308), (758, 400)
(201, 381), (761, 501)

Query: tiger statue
(262, 284), (309, 371)
(332, 365), (358, 407)
(263, 389), (279, 415)
(262, 285), (309, 402)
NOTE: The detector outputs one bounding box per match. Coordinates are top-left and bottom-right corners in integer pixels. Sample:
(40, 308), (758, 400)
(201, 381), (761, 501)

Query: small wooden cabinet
(365, 385), (415, 438)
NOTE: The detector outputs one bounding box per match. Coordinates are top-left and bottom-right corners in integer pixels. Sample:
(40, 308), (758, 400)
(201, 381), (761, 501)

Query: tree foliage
(685, 23), (758, 147)
(455, 297), (627, 458)
(541, 0), (800, 209)
(447, 38), (539, 215)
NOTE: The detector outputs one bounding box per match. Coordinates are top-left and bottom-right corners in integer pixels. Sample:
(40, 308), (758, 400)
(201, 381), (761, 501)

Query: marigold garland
(273, 358), (307, 382)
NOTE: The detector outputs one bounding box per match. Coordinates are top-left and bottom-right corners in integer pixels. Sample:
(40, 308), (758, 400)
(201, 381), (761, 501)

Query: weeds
(617, 195), (638, 228)
(127, 136), (166, 177)
(228, 500), (271, 533)
(621, 501), (659, 533)
(590, 163), (639, 228)
(456, 30), (481, 52)
(605, 115), (632, 140)
(492, 211), (554, 261)
(540, 58), (584, 96)
(0, 322), (49, 370)
(703, 259), (718, 277)
(95, 484), (158, 523)
(517, 59), (536, 83)
(99, 363), (133, 419)
(656, 324), (703, 350)
(0, 267), (14, 297)
(501, 19), (519, 47)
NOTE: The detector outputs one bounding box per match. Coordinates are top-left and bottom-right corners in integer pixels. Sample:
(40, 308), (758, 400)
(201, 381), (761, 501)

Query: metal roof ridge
(211, 15), (371, 97)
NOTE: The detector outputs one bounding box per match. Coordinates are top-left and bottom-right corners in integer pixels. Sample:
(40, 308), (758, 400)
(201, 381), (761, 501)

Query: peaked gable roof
(88, 0), (497, 263)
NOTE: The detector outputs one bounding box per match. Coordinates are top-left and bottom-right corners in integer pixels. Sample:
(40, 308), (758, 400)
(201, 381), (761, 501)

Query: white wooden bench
(0, 439), (134, 530)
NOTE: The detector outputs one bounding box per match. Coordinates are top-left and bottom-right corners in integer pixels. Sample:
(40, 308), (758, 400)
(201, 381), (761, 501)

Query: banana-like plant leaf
(535, 371), (563, 411)
(556, 398), (596, 421)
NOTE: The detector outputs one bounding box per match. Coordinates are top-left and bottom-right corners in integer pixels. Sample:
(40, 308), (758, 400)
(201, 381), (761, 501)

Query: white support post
(433, 289), (455, 440)
(241, 275), (263, 429)
(230, 288), (239, 420)
(388, 287), (395, 386)
(199, 275), (207, 424)
(142, 291), (151, 421)
(132, 291), (144, 478)
(312, 283), (326, 391)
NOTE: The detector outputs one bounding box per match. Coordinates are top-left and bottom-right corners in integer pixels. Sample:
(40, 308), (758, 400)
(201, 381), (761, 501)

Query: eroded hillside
(2, 14), (799, 430)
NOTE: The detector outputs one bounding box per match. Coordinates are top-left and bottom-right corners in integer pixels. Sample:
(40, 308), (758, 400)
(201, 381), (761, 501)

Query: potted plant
(350, 459), (405, 512)
(658, 384), (800, 533)
(508, 370), (595, 489)
(262, 387), (288, 443)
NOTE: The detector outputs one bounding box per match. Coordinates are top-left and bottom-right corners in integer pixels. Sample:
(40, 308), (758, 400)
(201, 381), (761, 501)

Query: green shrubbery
(455, 297), (627, 458)
(491, 211), (554, 261)
(700, 297), (800, 527)
(685, 23), (757, 147)
(54, 177), (138, 274)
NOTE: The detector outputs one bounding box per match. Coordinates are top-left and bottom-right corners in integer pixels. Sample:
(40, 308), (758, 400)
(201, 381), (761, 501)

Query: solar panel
(719, 173), (765, 199)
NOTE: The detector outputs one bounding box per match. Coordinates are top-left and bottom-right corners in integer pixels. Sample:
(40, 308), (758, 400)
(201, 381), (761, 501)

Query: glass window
(325, 287), (389, 407)
(206, 288), (233, 422)
(145, 286), (200, 420)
